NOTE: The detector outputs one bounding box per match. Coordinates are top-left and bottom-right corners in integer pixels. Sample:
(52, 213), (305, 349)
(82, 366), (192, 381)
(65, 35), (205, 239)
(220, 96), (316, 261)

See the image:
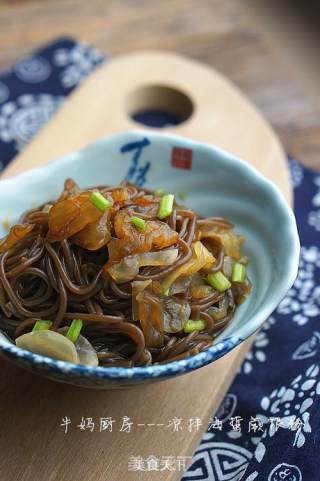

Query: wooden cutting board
(0, 51), (291, 481)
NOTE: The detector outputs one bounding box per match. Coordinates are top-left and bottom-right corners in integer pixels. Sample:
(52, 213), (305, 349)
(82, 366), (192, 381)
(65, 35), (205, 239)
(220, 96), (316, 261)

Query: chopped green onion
(163, 288), (170, 296)
(131, 216), (146, 232)
(66, 319), (83, 343)
(154, 187), (165, 197)
(90, 191), (112, 212)
(207, 271), (231, 292)
(232, 262), (246, 283)
(184, 319), (206, 333)
(157, 194), (174, 219)
(238, 255), (249, 265)
(32, 320), (52, 332)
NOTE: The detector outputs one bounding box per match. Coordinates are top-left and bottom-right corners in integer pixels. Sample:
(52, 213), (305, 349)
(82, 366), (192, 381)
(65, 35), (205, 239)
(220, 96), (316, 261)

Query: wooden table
(0, 0), (319, 171)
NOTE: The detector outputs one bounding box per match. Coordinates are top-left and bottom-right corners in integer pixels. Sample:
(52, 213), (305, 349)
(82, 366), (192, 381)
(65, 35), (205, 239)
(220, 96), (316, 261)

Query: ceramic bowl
(0, 130), (300, 388)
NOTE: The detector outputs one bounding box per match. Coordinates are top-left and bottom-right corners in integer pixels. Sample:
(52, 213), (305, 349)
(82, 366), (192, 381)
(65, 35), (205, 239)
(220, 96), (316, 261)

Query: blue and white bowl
(0, 131), (300, 388)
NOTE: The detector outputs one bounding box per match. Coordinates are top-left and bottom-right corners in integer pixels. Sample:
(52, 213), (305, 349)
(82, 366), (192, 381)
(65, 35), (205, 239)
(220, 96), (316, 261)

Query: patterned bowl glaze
(0, 131), (300, 389)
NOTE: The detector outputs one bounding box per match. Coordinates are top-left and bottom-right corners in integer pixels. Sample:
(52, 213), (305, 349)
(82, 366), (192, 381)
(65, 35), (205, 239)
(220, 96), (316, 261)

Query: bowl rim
(0, 129), (300, 380)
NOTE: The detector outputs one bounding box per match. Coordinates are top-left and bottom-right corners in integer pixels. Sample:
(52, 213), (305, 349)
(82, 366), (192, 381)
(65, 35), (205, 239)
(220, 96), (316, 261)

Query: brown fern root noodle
(0, 179), (251, 367)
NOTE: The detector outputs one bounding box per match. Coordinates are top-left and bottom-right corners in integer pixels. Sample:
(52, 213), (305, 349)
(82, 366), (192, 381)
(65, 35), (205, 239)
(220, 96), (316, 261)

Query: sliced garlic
(16, 330), (79, 363)
(59, 327), (98, 367)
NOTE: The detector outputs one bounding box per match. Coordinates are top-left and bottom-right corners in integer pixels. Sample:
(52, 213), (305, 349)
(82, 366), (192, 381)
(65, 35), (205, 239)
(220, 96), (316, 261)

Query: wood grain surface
(0, 47), (291, 481)
(3, 50), (291, 204)
(0, 0), (319, 170)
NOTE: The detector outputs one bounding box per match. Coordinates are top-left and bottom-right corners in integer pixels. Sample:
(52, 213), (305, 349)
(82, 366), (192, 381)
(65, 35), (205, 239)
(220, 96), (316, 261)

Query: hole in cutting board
(126, 85), (193, 128)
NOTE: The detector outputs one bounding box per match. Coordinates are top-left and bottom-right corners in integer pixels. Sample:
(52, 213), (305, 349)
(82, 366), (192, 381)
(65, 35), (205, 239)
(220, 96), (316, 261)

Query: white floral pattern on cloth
(267, 463), (302, 481)
(308, 176), (320, 232)
(276, 246), (320, 325)
(14, 56), (52, 83)
(0, 81), (9, 104)
(241, 317), (276, 375)
(288, 158), (304, 189)
(292, 331), (320, 360)
(53, 42), (104, 88)
(254, 363), (319, 464)
(0, 94), (64, 150)
(243, 464), (303, 481)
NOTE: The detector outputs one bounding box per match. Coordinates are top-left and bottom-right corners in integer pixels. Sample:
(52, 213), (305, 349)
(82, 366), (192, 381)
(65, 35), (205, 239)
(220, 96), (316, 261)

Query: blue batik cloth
(0, 38), (319, 481)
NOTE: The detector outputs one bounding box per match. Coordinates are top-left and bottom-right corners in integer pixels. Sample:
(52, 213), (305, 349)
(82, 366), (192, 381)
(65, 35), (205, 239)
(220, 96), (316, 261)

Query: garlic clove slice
(16, 330), (79, 364)
(59, 327), (98, 367)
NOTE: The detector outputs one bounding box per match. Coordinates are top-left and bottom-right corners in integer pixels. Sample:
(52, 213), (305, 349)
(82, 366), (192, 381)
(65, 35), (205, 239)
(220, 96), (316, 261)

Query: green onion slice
(32, 320), (52, 332)
(157, 194), (174, 219)
(207, 271), (231, 292)
(184, 319), (206, 333)
(90, 191), (112, 212)
(232, 262), (246, 283)
(66, 319), (83, 343)
(131, 216), (146, 232)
